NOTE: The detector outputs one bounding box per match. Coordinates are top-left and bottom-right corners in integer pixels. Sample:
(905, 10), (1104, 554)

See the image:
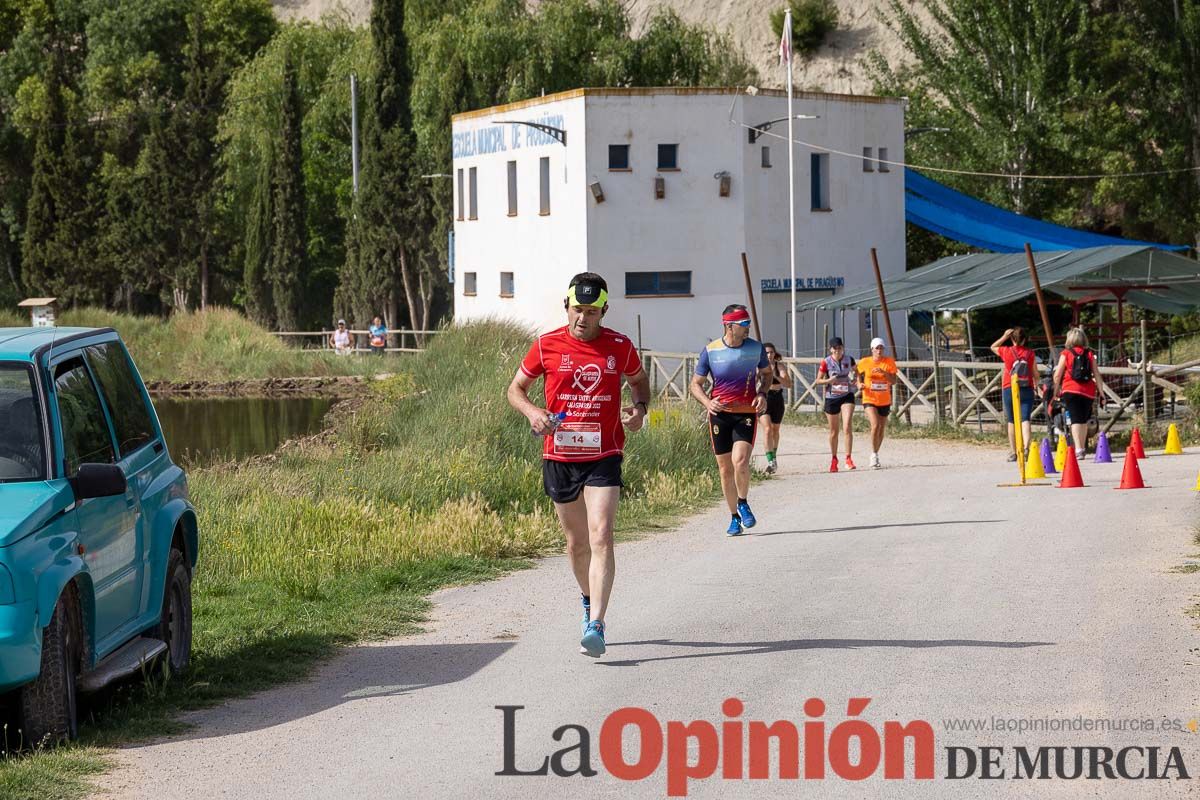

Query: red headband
(721, 308), (751, 324)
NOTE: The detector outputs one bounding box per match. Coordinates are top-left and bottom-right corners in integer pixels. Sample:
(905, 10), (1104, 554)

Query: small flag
(779, 9), (792, 65)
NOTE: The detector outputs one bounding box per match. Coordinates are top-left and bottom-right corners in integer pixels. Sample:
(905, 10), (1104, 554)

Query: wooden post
(932, 315), (943, 425)
(740, 252), (763, 342)
(1141, 318), (1153, 422)
(870, 247), (904, 415)
(1024, 243), (1057, 357)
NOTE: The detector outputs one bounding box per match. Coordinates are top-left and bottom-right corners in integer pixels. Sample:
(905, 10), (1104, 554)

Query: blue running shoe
(726, 515), (743, 536)
(580, 620), (606, 657)
(736, 500), (757, 529)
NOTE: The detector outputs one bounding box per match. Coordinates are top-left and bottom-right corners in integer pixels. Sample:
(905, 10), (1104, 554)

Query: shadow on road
(599, 636), (1052, 667)
(123, 641), (514, 747)
(752, 519), (1006, 537)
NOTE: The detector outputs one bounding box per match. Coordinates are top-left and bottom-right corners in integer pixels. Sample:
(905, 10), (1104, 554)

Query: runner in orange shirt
(856, 337), (899, 469)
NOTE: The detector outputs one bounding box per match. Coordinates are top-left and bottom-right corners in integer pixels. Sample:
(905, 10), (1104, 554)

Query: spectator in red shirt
(990, 327), (1037, 462)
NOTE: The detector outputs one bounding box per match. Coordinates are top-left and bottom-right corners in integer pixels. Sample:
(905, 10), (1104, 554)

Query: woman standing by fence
(990, 327), (1037, 462)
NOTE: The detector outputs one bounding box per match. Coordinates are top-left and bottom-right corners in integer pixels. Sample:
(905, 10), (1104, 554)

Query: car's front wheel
(18, 585), (81, 746)
(156, 548), (192, 676)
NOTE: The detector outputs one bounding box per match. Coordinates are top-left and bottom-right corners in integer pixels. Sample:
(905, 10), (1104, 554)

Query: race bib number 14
(553, 422), (602, 454)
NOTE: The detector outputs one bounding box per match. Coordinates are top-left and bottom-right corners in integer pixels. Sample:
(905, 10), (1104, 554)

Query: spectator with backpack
(1053, 327), (1098, 456)
(990, 326), (1037, 462)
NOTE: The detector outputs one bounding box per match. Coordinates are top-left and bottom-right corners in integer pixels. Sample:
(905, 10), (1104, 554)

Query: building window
(811, 153), (830, 211)
(657, 144), (679, 170)
(761, 146), (771, 168)
(878, 147), (890, 172)
(539, 157), (550, 215)
(456, 168), (465, 220)
(468, 167), (478, 220)
(625, 271), (692, 296)
(500, 271), (514, 297)
(507, 160), (518, 216)
(463, 272), (477, 296)
(862, 147), (874, 172)
(609, 144), (630, 170)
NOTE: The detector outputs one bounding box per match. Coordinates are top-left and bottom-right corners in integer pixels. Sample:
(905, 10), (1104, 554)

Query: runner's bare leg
(554, 498), (591, 597)
(582, 485), (619, 622)
(827, 413), (839, 456)
(732, 440), (753, 499)
(841, 402), (854, 456)
(715, 453), (737, 512)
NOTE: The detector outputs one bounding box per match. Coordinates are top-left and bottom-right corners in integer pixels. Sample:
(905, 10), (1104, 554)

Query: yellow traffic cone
(1024, 448), (1046, 480)
(1164, 423), (1184, 455)
(1193, 468), (1200, 491)
(1054, 436), (1068, 472)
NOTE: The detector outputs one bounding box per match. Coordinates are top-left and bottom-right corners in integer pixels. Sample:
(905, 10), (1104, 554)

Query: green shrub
(770, 0), (839, 58)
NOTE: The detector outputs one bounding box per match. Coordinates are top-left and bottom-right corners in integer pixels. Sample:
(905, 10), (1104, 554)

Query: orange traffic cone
(1058, 447), (1085, 488)
(1116, 446), (1147, 489)
(1130, 427), (1147, 459)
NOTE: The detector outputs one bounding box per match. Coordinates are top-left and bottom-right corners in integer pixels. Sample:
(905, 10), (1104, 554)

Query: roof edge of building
(450, 87), (904, 123)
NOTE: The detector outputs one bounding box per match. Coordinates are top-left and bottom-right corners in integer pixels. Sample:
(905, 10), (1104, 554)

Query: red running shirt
(519, 326), (644, 462)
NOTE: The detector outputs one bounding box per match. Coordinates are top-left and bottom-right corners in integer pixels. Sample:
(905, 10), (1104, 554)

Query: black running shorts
(1062, 392), (1094, 425)
(542, 455), (624, 504)
(759, 391), (785, 424)
(823, 394), (855, 416)
(709, 412), (758, 456)
(864, 402), (891, 418)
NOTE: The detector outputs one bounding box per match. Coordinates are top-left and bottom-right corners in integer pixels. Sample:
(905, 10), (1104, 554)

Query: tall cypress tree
(269, 52), (307, 331)
(337, 0), (417, 326)
(243, 154), (275, 326)
(22, 46), (100, 303)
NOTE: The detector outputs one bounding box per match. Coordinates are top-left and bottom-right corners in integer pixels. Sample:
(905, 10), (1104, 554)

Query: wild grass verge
(0, 321), (720, 798)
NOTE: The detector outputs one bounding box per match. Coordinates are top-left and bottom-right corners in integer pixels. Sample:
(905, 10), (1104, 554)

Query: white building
(451, 87), (906, 357)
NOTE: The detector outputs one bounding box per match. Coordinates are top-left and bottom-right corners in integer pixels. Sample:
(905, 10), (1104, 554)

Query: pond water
(152, 396), (334, 465)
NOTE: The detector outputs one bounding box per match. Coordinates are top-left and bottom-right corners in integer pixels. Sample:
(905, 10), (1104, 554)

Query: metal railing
(271, 329), (441, 353)
(641, 350), (1193, 430)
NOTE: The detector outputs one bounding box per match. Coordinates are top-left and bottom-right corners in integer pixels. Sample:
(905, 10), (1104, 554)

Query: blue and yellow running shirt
(696, 337), (769, 413)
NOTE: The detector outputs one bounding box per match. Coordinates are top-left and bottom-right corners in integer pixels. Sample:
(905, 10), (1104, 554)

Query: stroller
(1040, 376), (1067, 450)
(1039, 375), (1096, 452)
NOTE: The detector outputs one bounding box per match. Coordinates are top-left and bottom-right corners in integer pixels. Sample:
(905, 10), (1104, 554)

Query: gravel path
(96, 428), (1200, 799)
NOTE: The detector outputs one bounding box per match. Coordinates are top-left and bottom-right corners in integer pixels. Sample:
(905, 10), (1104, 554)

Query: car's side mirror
(72, 463), (127, 500)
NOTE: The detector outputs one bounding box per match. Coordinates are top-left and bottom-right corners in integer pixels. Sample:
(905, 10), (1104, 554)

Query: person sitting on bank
(990, 326), (1037, 462)
(330, 319), (355, 355)
(369, 316), (388, 356)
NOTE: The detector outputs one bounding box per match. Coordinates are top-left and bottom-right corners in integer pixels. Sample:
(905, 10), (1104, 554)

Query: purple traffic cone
(1039, 437), (1057, 474)
(1093, 432), (1113, 463)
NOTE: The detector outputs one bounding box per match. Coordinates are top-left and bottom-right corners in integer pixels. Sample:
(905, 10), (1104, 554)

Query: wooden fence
(272, 329), (441, 354)
(642, 350), (1192, 431)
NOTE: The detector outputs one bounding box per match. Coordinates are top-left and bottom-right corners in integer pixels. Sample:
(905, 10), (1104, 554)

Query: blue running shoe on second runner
(580, 620), (606, 657)
(736, 500), (757, 528)
(726, 515), (743, 536)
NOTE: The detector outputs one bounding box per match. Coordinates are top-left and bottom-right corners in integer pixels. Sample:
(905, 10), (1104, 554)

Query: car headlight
(0, 563), (13, 605)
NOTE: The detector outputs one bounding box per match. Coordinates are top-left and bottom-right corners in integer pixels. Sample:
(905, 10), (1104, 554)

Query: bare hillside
(270, 0), (914, 94)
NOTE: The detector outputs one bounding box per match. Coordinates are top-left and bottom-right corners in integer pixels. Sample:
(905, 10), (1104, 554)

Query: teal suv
(0, 327), (196, 745)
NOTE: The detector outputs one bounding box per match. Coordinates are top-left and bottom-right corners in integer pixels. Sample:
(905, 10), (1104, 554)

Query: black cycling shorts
(823, 394), (855, 416)
(759, 391), (785, 424)
(864, 402), (891, 418)
(542, 455), (624, 504)
(709, 412), (757, 456)
(1062, 392), (1094, 425)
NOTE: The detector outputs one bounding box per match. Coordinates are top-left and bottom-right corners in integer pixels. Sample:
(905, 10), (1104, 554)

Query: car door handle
(153, 441), (164, 454)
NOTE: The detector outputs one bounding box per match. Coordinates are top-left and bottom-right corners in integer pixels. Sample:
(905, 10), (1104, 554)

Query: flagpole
(784, 8), (797, 358)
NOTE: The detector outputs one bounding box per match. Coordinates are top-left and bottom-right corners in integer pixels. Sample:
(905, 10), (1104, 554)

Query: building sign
(453, 114), (566, 159)
(761, 276), (845, 293)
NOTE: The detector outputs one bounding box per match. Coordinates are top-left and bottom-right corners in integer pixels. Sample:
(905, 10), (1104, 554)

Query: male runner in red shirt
(507, 272), (651, 657)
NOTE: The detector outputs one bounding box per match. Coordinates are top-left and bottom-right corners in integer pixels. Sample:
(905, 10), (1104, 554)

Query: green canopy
(797, 245), (1200, 315)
